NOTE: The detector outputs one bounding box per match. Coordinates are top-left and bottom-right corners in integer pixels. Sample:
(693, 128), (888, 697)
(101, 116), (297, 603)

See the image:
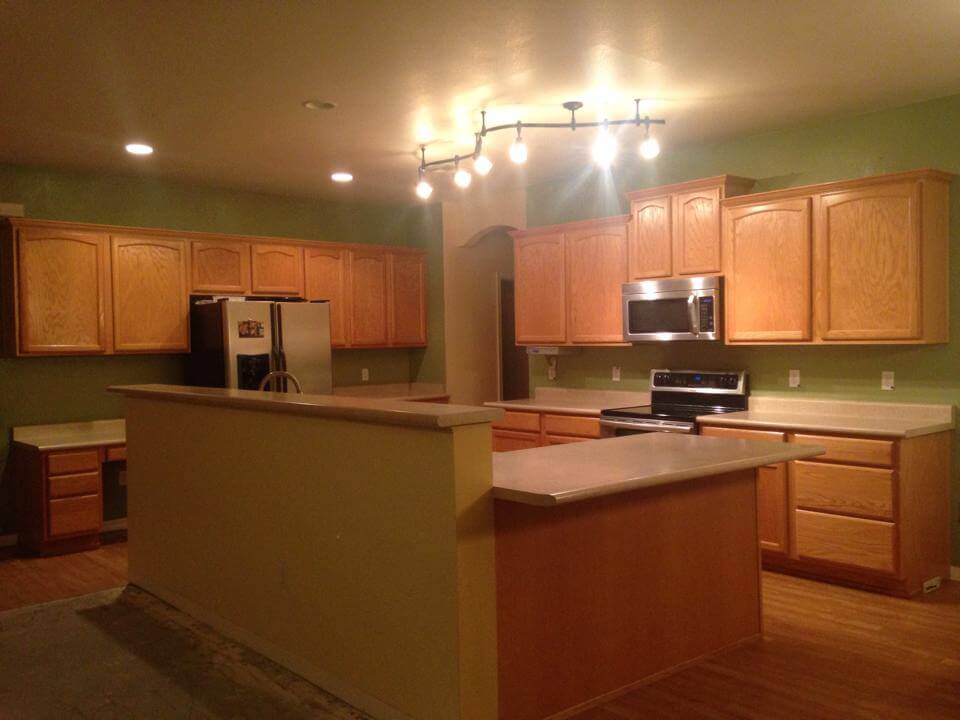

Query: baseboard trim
(951, 566), (960, 581)
(102, 518), (128, 532)
(130, 577), (415, 720)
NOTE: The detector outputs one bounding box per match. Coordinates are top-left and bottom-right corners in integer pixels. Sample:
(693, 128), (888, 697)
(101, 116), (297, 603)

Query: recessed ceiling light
(303, 100), (337, 111)
(125, 142), (153, 156)
(331, 172), (353, 183)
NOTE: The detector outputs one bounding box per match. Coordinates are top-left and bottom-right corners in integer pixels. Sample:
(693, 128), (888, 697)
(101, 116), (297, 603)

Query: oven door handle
(687, 294), (700, 336)
(599, 418), (695, 434)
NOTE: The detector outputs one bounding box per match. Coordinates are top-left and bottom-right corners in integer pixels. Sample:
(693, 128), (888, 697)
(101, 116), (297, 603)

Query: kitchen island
(109, 384), (823, 720)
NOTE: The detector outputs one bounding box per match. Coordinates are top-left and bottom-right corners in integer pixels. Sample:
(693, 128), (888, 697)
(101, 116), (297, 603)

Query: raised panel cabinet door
(17, 228), (108, 354)
(724, 198), (812, 342)
(111, 236), (189, 352)
(305, 245), (347, 346)
(348, 249), (389, 346)
(389, 252), (427, 347)
(757, 464), (789, 554)
(514, 233), (567, 344)
(191, 240), (250, 294)
(815, 182), (921, 340)
(674, 186), (722, 275)
(251, 243), (304, 297)
(566, 223), (628, 343)
(628, 196), (672, 279)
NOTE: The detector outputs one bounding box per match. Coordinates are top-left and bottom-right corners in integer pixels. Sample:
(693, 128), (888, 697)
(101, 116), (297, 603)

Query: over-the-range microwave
(622, 276), (721, 342)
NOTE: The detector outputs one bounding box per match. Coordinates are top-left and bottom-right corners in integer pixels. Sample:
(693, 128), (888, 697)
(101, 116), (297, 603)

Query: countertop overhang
(493, 433), (825, 506)
(109, 384), (502, 429)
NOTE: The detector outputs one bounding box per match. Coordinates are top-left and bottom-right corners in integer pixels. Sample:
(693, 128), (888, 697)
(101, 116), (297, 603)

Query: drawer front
(492, 430), (541, 453)
(48, 494), (101, 538)
(701, 426), (786, 443)
(47, 449), (100, 475)
(542, 414), (601, 438)
(795, 509), (895, 574)
(105, 446), (127, 462)
(790, 433), (893, 467)
(492, 411), (541, 433)
(48, 471), (101, 500)
(793, 461), (894, 520)
(545, 434), (590, 445)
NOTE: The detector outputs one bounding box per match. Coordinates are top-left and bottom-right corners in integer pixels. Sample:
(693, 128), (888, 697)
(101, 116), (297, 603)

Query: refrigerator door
(222, 300), (275, 390)
(275, 301), (333, 394)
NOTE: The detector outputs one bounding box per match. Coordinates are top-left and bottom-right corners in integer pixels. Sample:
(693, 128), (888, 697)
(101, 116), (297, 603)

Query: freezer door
(275, 302), (333, 394)
(222, 301), (275, 389)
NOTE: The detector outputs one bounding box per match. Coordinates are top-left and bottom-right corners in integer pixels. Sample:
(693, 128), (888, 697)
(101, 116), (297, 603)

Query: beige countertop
(493, 433), (824, 506)
(485, 387), (650, 417)
(13, 419), (126, 451)
(697, 396), (955, 438)
(332, 383), (448, 401)
(109, 384), (500, 429)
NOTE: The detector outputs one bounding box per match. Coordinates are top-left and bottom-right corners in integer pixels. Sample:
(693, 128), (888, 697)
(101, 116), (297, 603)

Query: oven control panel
(651, 370), (745, 392)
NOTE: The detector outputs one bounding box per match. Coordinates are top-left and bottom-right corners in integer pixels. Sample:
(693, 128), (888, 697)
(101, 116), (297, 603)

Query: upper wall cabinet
(722, 169), (951, 345)
(565, 219), (628, 343)
(513, 230), (567, 344)
(305, 245), (348, 347)
(251, 243), (304, 297)
(626, 176), (755, 281)
(111, 235), (189, 353)
(191, 239), (251, 295)
(348, 248), (390, 346)
(10, 226), (110, 354)
(389, 251), (428, 347)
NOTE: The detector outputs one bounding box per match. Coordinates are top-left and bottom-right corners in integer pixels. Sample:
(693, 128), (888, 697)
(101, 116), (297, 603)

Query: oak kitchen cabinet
(348, 248), (390, 346)
(251, 243), (304, 297)
(305, 244), (348, 347)
(722, 169), (951, 345)
(491, 409), (601, 451)
(389, 250), (428, 346)
(701, 424), (951, 596)
(191, 239), (251, 295)
(512, 216), (628, 346)
(626, 175), (755, 280)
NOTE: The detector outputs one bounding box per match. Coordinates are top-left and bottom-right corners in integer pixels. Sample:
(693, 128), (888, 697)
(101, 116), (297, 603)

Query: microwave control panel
(699, 297), (715, 332)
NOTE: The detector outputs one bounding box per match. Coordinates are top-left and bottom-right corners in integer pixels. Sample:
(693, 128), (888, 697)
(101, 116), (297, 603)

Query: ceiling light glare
(474, 154), (493, 176)
(125, 143), (153, 155)
(509, 138), (528, 164)
(639, 135), (661, 160)
(415, 178), (433, 200)
(330, 172), (353, 183)
(454, 166), (472, 188)
(592, 130), (618, 167)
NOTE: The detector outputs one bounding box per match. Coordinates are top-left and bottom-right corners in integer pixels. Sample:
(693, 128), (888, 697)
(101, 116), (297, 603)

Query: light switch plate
(0, 202), (25, 217)
(788, 369), (800, 388)
(881, 371), (895, 390)
(612, 366), (621, 382)
(361, 368), (370, 382)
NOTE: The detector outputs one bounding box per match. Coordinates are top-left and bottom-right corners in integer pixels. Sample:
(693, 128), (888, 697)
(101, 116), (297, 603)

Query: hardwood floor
(571, 571), (960, 720)
(0, 541), (127, 612)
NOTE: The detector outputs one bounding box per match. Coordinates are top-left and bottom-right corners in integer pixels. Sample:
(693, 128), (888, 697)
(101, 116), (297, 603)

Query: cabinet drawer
(701, 426), (786, 443)
(545, 434), (590, 445)
(105, 446), (127, 462)
(47, 449), (100, 475)
(794, 510), (895, 574)
(492, 430), (541, 452)
(542, 414), (601, 438)
(492, 411), (541, 433)
(790, 434), (893, 467)
(793, 461), (894, 520)
(48, 472), (101, 499)
(48, 494), (101, 537)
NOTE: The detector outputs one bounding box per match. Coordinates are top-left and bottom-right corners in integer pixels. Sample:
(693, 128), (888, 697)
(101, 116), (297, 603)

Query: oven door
(622, 287), (719, 342)
(599, 418), (696, 437)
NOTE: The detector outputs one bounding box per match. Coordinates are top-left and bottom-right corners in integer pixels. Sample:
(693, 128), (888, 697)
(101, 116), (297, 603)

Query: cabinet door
(757, 464), (789, 554)
(348, 249), (389, 346)
(17, 228), (109, 354)
(566, 223), (627, 343)
(111, 235), (189, 352)
(191, 240), (250, 294)
(251, 243), (304, 297)
(674, 186), (721, 275)
(514, 233), (566, 344)
(815, 182), (921, 340)
(389, 252), (427, 347)
(305, 245), (347, 347)
(628, 196), (672, 279)
(724, 199), (812, 342)
(492, 430), (541, 452)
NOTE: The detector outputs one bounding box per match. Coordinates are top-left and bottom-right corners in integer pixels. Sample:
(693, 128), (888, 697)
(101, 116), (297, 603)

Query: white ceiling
(3, 1), (960, 204)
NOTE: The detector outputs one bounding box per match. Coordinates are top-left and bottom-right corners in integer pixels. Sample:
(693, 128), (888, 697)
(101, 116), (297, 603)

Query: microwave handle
(687, 295), (700, 336)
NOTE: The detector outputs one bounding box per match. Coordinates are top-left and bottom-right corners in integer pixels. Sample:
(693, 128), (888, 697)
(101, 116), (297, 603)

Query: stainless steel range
(599, 369), (748, 436)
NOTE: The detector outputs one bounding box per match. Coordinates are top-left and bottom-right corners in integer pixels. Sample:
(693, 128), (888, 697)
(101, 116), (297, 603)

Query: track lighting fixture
(509, 122), (528, 164)
(453, 156), (472, 188)
(592, 121), (617, 168)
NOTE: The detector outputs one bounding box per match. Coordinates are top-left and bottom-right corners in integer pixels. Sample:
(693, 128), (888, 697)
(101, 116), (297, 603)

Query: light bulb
(330, 172), (353, 183)
(415, 178), (433, 200)
(509, 138), (528, 164)
(474, 154), (493, 176)
(125, 142), (153, 155)
(639, 135), (661, 160)
(592, 131), (617, 167)
(454, 167), (472, 188)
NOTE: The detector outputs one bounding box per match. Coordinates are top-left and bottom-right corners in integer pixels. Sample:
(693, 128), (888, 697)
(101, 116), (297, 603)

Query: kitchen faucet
(257, 370), (304, 394)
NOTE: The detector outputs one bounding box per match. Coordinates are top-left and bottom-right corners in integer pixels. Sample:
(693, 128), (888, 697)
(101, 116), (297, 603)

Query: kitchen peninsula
(109, 384), (824, 720)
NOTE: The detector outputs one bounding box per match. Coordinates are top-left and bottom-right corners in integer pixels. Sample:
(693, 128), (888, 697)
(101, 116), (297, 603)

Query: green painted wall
(0, 163), (444, 535)
(526, 93), (960, 564)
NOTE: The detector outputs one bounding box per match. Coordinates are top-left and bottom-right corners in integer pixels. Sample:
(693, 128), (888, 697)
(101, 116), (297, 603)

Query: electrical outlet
(788, 369), (800, 388)
(881, 371), (895, 391)
(612, 366), (621, 382)
(361, 368), (370, 382)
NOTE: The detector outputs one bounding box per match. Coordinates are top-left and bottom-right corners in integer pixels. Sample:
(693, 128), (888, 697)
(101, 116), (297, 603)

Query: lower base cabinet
(492, 410), (601, 451)
(701, 425), (951, 596)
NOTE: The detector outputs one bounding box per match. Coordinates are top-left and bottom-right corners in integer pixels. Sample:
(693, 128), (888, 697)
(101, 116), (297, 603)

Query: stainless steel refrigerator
(188, 298), (333, 394)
